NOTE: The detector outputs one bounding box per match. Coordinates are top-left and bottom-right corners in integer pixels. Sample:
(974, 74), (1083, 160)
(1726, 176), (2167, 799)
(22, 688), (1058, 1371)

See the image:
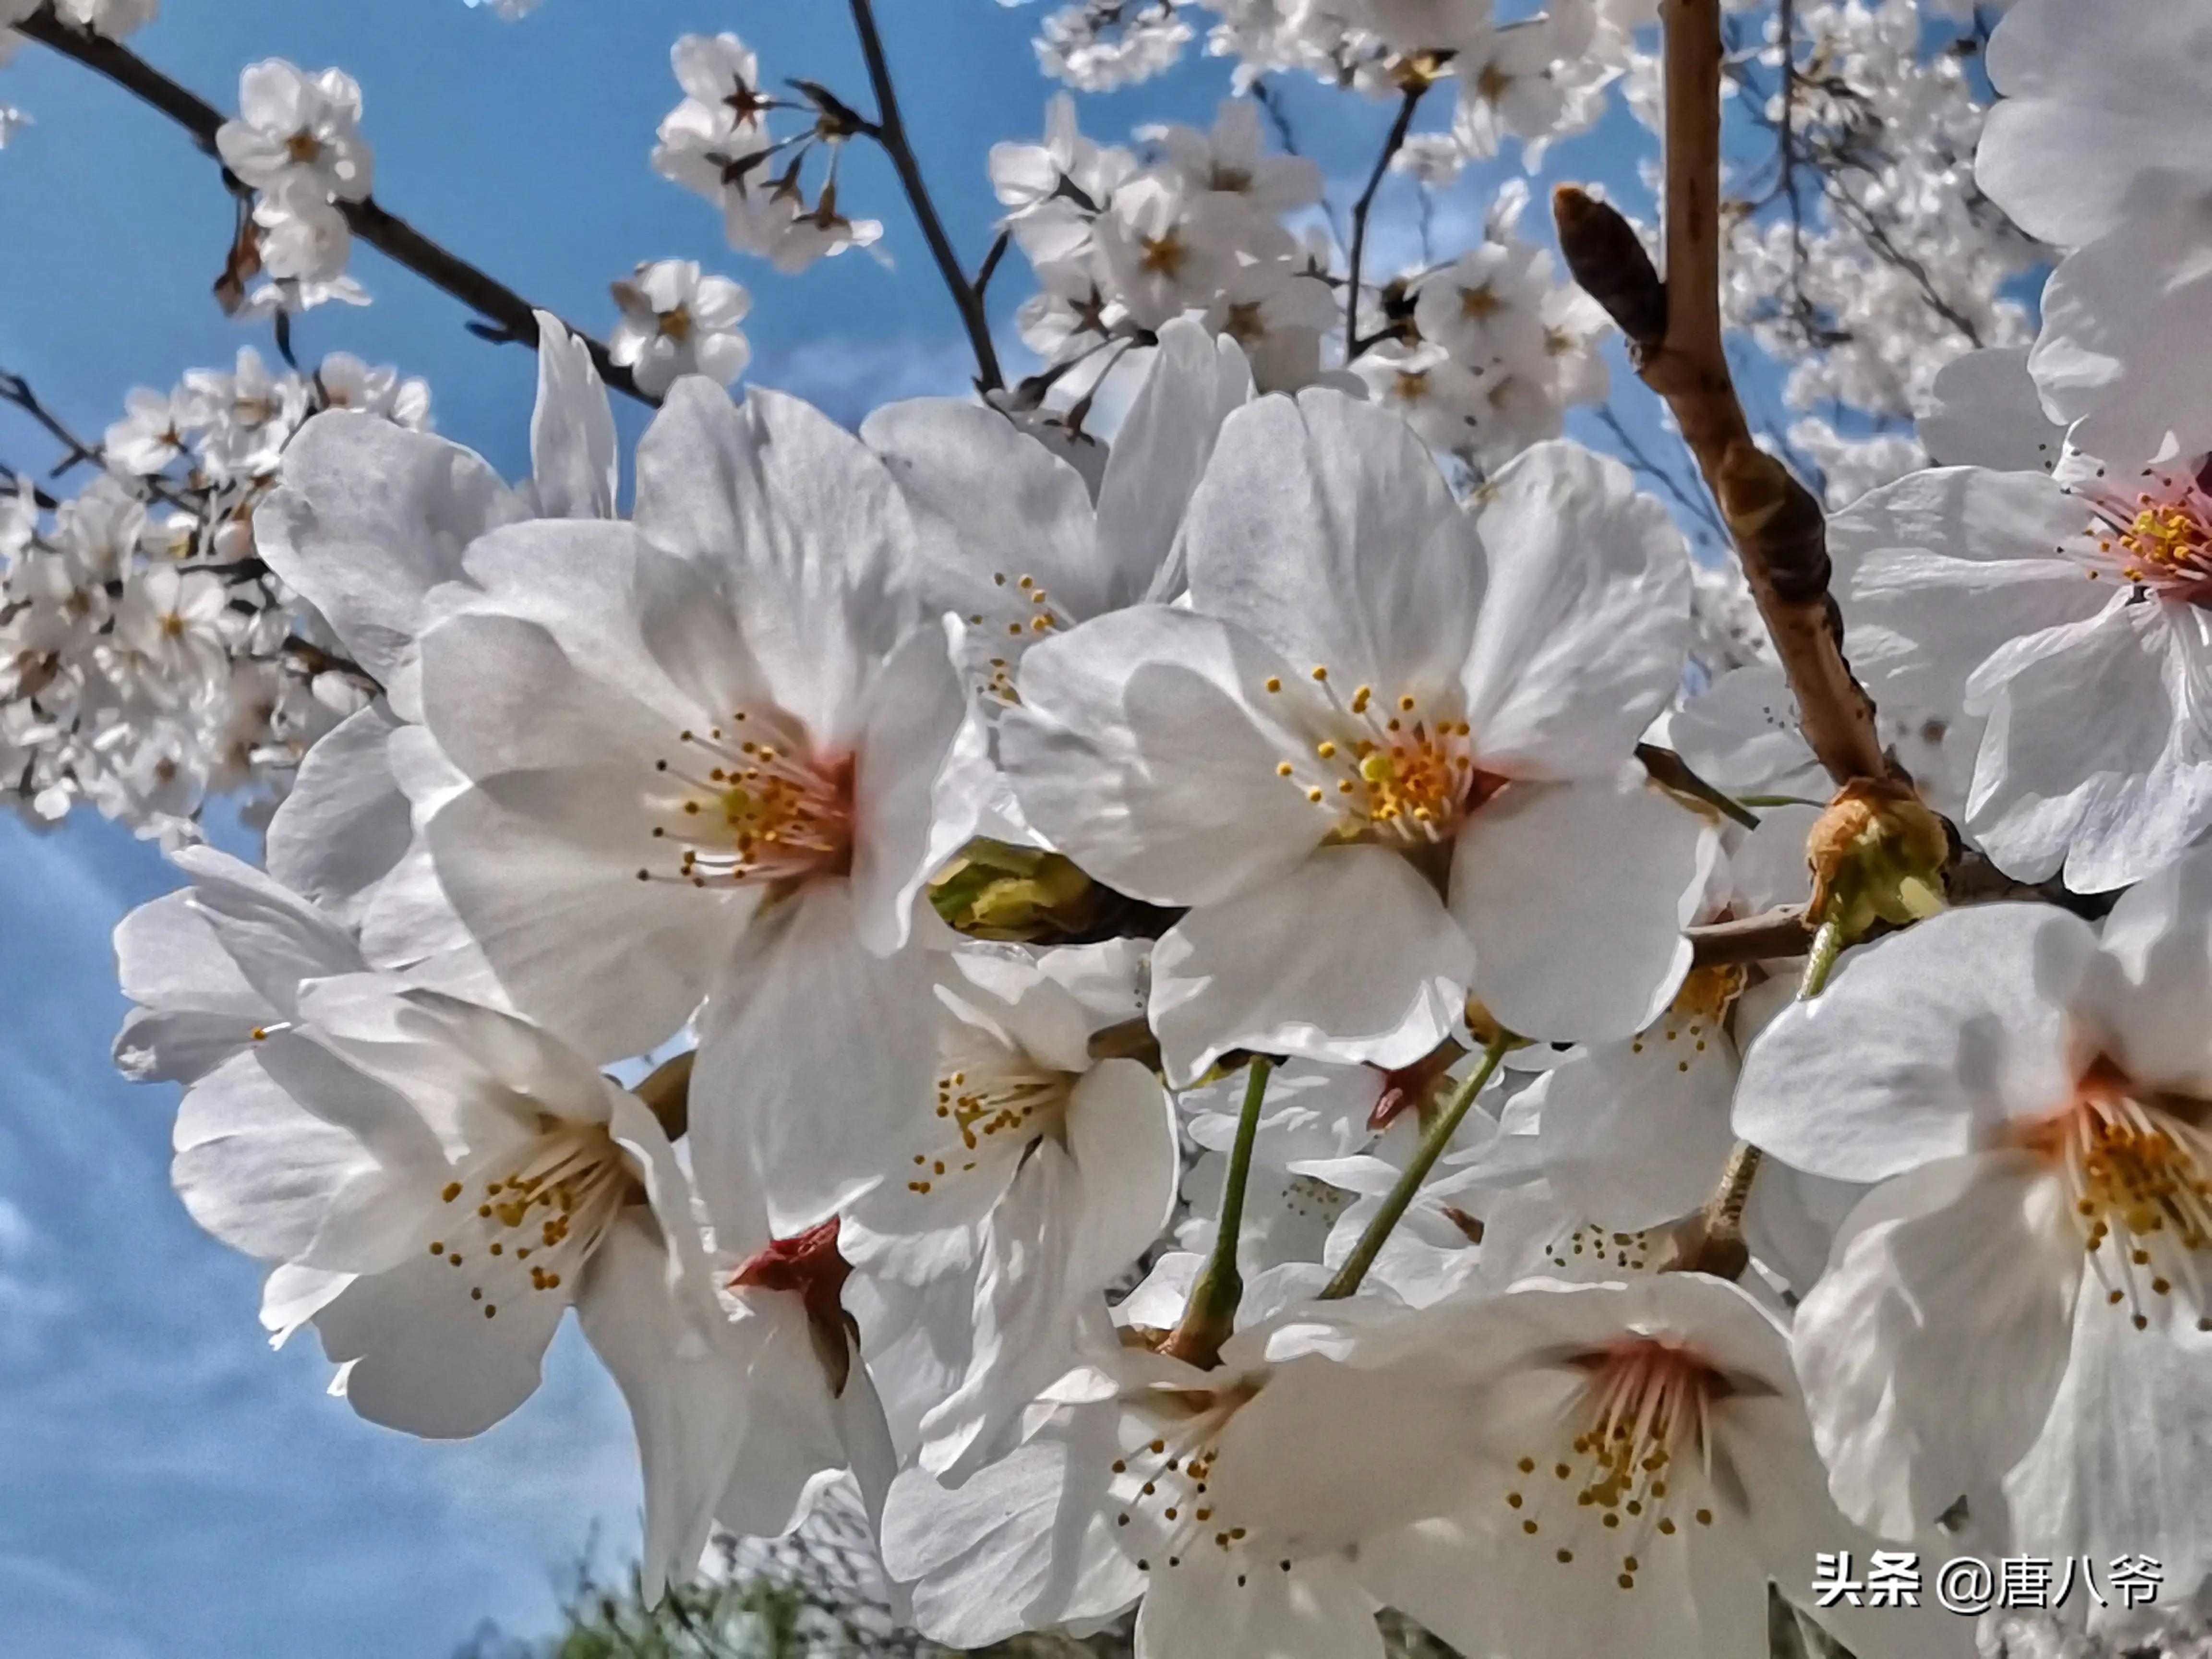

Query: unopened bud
(1805, 779), (1949, 943)
(929, 836), (1101, 941)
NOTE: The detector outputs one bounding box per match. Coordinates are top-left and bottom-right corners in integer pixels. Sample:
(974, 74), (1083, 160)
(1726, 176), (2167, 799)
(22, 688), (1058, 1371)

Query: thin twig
(1253, 74), (1347, 253)
(16, 6), (652, 406)
(1343, 81), (1427, 363)
(0, 370), (102, 477)
(1551, 0), (1891, 789)
(1, 369), (198, 512)
(973, 228), (1011, 301)
(846, 0), (1004, 393)
(0, 461), (61, 511)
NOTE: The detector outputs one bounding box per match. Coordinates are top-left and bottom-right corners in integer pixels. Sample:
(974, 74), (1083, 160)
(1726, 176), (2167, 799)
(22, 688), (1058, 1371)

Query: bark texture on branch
(1551, 0), (1893, 789)
(18, 7), (651, 406)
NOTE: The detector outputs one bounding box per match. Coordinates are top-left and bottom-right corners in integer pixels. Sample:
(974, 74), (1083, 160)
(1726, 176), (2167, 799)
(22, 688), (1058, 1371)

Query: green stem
(1160, 1055), (1273, 1367)
(1798, 912), (1844, 999)
(1321, 1033), (1513, 1300)
(1692, 907), (1840, 1281)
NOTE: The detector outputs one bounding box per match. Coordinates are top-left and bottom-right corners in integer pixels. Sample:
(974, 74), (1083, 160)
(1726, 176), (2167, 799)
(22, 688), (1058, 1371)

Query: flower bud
(929, 836), (1104, 941)
(1805, 779), (1949, 942)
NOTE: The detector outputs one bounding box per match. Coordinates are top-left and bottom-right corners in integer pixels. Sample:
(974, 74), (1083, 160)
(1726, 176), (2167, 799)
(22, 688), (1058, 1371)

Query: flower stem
(1797, 912), (1844, 999)
(1683, 907), (1842, 1280)
(1321, 1032), (1514, 1301)
(1160, 1055), (1273, 1369)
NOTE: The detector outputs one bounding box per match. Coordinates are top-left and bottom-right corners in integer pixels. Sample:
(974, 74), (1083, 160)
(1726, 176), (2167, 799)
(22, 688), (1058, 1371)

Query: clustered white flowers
(215, 59), (376, 315)
(17, 0), (2212, 1652)
(1, 347), (426, 834)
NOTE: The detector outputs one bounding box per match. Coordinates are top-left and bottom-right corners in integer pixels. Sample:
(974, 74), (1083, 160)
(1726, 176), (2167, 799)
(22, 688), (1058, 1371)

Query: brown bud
(1551, 186), (1667, 349)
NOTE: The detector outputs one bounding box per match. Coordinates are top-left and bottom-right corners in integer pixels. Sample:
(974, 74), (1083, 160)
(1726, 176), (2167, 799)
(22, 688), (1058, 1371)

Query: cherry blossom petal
(1462, 441), (1690, 780)
(1451, 776), (1713, 1044)
(1968, 598), (2212, 891)
(1004, 605), (1320, 905)
(1181, 388), (1485, 697)
(632, 382), (916, 742)
(1735, 905), (2104, 1182)
(1151, 844), (1475, 1085)
(1793, 1153), (2082, 1544)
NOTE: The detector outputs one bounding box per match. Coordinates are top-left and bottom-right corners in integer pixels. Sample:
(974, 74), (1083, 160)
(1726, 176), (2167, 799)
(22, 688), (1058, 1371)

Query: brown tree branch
(1343, 80), (1428, 362)
(1686, 905), (1815, 966)
(1551, 0), (1892, 789)
(846, 0), (1005, 393)
(16, 7), (653, 406)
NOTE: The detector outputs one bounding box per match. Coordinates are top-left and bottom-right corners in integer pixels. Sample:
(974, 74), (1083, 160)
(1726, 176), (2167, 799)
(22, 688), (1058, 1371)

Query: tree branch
(1686, 905), (1815, 966)
(1343, 80), (1427, 362)
(1550, 0), (1891, 789)
(845, 0), (1004, 393)
(16, 7), (652, 406)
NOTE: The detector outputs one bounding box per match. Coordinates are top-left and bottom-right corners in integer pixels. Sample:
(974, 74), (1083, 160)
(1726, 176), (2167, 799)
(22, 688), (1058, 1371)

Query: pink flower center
(639, 706), (854, 890)
(2074, 466), (2212, 605)
(423, 1123), (634, 1322)
(1263, 666), (1507, 850)
(1496, 1335), (1731, 1588)
(2018, 1057), (2212, 1332)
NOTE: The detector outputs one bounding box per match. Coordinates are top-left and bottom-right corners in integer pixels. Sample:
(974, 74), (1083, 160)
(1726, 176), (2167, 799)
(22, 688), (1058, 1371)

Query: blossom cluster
(94, 8), (2212, 1654)
(214, 59), (376, 316)
(16, 0), (2212, 1652)
(1, 347), (427, 834)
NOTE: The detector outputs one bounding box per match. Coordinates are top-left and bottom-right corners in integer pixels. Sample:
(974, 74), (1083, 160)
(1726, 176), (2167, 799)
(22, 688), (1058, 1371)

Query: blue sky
(0, 4), (1676, 1653)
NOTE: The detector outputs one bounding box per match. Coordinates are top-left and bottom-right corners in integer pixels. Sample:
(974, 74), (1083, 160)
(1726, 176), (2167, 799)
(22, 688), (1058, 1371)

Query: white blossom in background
(53, 0), (158, 36)
(214, 60), (375, 314)
(608, 259), (752, 397)
(0, 347), (428, 837)
(651, 32), (883, 275)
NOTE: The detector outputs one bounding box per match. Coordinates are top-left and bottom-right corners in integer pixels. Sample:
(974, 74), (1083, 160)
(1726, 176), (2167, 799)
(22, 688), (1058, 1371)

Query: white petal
(849, 624), (963, 956)
(1003, 606), (1321, 906)
(313, 1236), (569, 1438)
(1097, 315), (1252, 603)
(171, 1048), (383, 1265)
(2098, 842), (2212, 1092)
(425, 768), (736, 1065)
(526, 309), (619, 520)
(1063, 1058), (1179, 1293)
(1832, 467), (2103, 743)
(264, 702), (413, 926)
(1134, 1553), (1383, 1659)
(1463, 441), (1691, 779)
(1182, 389), (1484, 698)
(691, 886), (938, 1235)
(1451, 776), (1713, 1043)
(2001, 1279), (2212, 1631)
(881, 1430), (1143, 1647)
(1968, 598), (2212, 892)
(632, 382), (916, 741)
(1152, 845), (1474, 1086)
(260, 413), (524, 713)
(1531, 1023), (1738, 1230)
(574, 1212), (753, 1603)
(1793, 1154), (2081, 1544)
(112, 892), (265, 1083)
(1733, 904), (2103, 1182)
(861, 398), (1108, 617)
